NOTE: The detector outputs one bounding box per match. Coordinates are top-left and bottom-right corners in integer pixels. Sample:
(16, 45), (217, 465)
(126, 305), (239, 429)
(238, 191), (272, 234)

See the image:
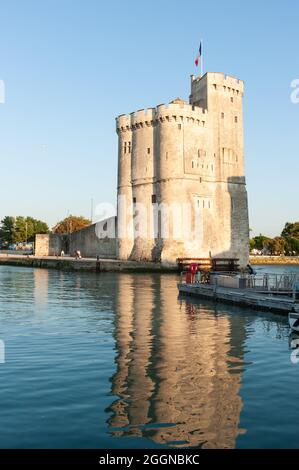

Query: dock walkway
(178, 282), (299, 314)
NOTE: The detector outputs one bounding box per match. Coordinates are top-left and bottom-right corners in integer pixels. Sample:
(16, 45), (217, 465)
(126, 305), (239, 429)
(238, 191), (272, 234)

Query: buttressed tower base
(116, 73), (249, 268)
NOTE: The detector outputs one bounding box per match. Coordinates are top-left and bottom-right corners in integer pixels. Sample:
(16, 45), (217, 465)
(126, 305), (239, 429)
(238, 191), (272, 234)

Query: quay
(250, 255), (299, 265)
(0, 253), (177, 272)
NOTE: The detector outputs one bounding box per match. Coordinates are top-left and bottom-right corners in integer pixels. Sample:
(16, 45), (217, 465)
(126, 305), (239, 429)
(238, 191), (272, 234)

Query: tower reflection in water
(108, 274), (247, 448)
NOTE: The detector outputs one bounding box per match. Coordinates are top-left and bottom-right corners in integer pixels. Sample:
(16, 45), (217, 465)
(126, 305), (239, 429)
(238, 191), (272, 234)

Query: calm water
(0, 264), (299, 449)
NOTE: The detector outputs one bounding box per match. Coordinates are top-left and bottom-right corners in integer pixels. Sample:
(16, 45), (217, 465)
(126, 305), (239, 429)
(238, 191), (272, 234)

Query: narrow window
(231, 97), (234, 103)
(133, 197), (136, 204)
(147, 147), (151, 154)
(178, 124), (182, 130)
(221, 112), (224, 119)
(124, 142), (127, 154)
(208, 201), (211, 209)
(128, 142), (131, 154)
(203, 200), (205, 208)
(213, 84), (217, 90)
(192, 161), (194, 169)
(165, 152), (168, 160)
(200, 177), (202, 183)
(151, 194), (157, 204)
(235, 116), (238, 123)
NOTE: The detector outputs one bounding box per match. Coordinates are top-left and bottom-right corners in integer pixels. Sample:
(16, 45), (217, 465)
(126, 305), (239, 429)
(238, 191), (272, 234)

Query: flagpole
(201, 39), (203, 77)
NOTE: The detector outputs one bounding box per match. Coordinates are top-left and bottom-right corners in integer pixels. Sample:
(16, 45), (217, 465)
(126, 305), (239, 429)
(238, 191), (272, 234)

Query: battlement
(156, 102), (207, 115)
(155, 102), (207, 126)
(191, 72), (244, 103)
(116, 102), (208, 132)
(192, 72), (243, 88)
(131, 108), (155, 128)
(116, 114), (131, 133)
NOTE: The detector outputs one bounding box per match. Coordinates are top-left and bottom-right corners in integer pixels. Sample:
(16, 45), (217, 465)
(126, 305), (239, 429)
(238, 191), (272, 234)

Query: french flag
(195, 43), (202, 67)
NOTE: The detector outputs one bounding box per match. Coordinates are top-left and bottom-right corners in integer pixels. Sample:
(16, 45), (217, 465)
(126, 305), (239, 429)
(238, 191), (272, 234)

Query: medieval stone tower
(116, 72), (249, 267)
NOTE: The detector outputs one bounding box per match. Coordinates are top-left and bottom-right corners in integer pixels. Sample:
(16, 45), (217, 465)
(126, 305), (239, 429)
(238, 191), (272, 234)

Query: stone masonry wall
(35, 218), (117, 259)
(68, 218), (117, 258)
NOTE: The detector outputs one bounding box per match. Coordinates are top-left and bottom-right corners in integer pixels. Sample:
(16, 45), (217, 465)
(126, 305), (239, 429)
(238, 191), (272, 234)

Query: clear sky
(0, 0), (298, 236)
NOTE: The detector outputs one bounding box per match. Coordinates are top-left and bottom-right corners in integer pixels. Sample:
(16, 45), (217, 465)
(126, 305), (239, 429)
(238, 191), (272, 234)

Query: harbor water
(0, 264), (299, 448)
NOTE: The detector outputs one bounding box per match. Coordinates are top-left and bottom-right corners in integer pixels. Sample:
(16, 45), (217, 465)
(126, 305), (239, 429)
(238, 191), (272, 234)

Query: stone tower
(116, 72), (249, 267)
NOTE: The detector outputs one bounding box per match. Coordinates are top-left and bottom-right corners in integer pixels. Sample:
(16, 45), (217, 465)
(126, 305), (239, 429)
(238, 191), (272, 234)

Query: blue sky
(0, 0), (298, 236)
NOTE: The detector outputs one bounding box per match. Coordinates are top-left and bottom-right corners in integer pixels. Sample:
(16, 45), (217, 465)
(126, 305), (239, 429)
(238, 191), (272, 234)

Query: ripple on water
(0, 265), (299, 448)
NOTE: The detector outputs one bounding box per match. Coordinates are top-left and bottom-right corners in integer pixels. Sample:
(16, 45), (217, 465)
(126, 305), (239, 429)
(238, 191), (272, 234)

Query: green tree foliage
(0, 216), (15, 244)
(12, 216), (49, 243)
(0, 216), (49, 245)
(264, 237), (286, 255)
(26, 217), (49, 241)
(53, 215), (91, 234)
(250, 234), (271, 251)
(281, 222), (299, 239)
(13, 216), (27, 243)
(284, 236), (299, 255)
(280, 222), (299, 255)
(250, 223), (299, 256)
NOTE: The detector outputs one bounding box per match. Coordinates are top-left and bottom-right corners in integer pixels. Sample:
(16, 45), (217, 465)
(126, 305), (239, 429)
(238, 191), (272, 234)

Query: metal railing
(241, 273), (299, 293)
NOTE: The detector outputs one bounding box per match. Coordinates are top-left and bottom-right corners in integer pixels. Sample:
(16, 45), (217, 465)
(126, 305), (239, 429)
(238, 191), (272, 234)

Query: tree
(0, 216), (15, 244)
(0, 216), (48, 245)
(25, 217), (48, 241)
(53, 215), (91, 234)
(264, 237), (286, 255)
(281, 222), (299, 239)
(284, 236), (299, 255)
(281, 222), (299, 255)
(12, 216), (48, 243)
(250, 234), (271, 251)
(13, 216), (27, 243)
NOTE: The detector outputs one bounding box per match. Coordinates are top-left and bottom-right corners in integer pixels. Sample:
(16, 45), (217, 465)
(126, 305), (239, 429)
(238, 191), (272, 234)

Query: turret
(130, 108), (156, 261)
(116, 114), (133, 259)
